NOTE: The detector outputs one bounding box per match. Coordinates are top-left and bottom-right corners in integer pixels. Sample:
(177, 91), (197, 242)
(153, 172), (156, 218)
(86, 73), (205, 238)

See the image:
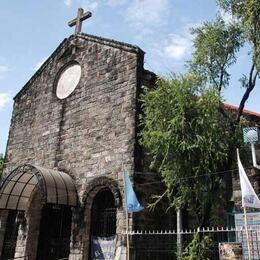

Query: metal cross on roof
(68, 8), (92, 35)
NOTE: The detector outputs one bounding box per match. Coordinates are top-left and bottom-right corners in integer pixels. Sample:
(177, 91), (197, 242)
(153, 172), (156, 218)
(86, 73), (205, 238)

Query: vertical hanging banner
(123, 171), (143, 213)
(91, 236), (116, 260)
(237, 153), (260, 208)
(237, 150), (260, 259)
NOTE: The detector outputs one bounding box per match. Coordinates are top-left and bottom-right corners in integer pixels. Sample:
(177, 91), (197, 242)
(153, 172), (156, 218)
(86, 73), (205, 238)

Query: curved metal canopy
(0, 164), (77, 211)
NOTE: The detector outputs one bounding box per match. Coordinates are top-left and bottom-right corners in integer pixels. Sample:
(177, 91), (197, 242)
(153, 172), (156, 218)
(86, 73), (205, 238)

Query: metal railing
(5, 255), (30, 260)
(127, 227), (260, 260)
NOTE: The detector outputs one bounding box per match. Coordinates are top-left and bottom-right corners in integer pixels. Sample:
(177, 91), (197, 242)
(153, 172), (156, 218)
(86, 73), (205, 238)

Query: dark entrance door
(91, 188), (117, 237)
(1, 210), (20, 259)
(89, 188), (117, 259)
(36, 204), (72, 260)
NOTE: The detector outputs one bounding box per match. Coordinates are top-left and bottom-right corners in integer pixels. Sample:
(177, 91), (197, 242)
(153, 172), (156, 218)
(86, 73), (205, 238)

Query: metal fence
(128, 227), (260, 260)
(5, 256), (30, 260)
(2, 227), (260, 259)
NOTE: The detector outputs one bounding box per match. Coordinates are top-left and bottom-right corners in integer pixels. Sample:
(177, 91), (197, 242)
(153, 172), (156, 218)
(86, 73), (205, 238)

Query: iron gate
(90, 189), (117, 237)
(36, 204), (72, 260)
(1, 210), (20, 259)
(89, 188), (117, 259)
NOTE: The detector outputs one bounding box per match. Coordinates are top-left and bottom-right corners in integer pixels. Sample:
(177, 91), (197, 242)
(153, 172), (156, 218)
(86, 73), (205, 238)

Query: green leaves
(190, 0), (259, 124)
(182, 233), (213, 260)
(140, 74), (231, 226)
(217, 0), (260, 85)
(190, 18), (243, 92)
(140, 0), (258, 227)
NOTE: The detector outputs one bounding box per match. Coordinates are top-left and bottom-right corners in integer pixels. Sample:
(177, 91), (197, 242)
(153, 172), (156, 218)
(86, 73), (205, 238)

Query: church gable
(5, 33), (145, 183)
(14, 34), (144, 101)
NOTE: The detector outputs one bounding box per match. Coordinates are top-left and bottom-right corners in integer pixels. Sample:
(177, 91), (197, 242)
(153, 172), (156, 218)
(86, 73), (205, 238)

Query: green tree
(191, 0), (260, 124)
(182, 233), (213, 260)
(186, 0), (259, 179)
(140, 0), (257, 230)
(140, 74), (232, 226)
(218, 0), (260, 122)
(190, 18), (243, 93)
(189, 17), (245, 171)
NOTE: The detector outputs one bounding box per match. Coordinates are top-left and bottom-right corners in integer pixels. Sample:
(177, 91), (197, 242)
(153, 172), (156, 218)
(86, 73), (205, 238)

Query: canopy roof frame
(0, 164), (78, 211)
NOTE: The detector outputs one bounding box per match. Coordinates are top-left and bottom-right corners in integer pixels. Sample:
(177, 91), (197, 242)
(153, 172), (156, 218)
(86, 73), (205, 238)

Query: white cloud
(164, 34), (192, 60)
(107, 0), (127, 7)
(80, 0), (99, 13)
(64, 0), (98, 10)
(162, 22), (196, 62)
(0, 93), (11, 110)
(0, 65), (9, 80)
(34, 57), (48, 71)
(145, 22), (197, 73)
(125, 0), (170, 32)
(88, 1), (99, 11)
(64, 0), (72, 7)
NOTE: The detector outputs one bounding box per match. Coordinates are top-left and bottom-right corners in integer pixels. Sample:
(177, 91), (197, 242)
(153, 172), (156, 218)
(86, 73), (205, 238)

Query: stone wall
(0, 210), (8, 255)
(2, 34), (145, 259)
(5, 34), (144, 197)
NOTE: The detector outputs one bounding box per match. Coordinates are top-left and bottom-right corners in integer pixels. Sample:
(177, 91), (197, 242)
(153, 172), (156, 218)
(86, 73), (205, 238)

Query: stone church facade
(1, 9), (260, 260)
(0, 31), (159, 259)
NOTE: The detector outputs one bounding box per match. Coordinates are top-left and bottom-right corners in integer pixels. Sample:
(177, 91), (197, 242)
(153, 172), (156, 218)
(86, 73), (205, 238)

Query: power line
(0, 167), (253, 200)
(135, 167), (253, 187)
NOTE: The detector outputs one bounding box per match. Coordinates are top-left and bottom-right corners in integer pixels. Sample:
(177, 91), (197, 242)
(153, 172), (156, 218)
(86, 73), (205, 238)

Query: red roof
(224, 102), (260, 118)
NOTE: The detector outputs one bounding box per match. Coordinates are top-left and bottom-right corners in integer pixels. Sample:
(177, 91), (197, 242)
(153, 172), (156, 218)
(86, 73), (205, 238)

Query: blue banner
(124, 171), (143, 213)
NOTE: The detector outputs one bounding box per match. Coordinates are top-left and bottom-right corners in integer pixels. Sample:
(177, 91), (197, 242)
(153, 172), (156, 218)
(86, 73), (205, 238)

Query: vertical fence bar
(176, 208), (182, 259)
(256, 229), (258, 259)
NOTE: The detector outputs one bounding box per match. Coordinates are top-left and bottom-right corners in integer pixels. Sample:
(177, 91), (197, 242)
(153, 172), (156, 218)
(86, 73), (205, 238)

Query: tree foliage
(140, 74), (232, 226)
(182, 233), (213, 260)
(191, 0), (260, 124)
(139, 0), (257, 229)
(190, 18), (243, 92)
(217, 0), (260, 122)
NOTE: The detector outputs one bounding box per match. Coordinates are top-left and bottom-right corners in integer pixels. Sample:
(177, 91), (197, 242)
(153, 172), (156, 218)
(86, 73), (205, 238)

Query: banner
(123, 171), (143, 213)
(237, 152), (260, 208)
(91, 235), (116, 260)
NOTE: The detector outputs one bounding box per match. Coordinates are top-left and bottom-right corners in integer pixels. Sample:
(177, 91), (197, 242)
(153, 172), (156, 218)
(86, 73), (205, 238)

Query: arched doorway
(0, 164), (78, 259)
(1, 210), (20, 259)
(90, 188), (117, 237)
(81, 177), (122, 260)
(89, 188), (117, 259)
(36, 204), (72, 260)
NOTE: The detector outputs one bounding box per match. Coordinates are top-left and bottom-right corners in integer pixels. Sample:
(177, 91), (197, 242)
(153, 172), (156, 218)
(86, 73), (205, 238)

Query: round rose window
(56, 63), (81, 99)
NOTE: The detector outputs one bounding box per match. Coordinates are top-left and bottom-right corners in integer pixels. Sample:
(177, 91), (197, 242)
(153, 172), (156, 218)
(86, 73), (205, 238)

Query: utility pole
(177, 208), (182, 259)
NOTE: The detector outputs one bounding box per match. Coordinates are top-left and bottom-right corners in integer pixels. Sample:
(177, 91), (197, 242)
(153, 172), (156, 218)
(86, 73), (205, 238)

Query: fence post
(177, 208), (182, 259)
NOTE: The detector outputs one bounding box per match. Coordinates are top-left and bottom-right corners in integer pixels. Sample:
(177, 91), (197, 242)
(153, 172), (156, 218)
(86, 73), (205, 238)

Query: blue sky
(0, 0), (259, 153)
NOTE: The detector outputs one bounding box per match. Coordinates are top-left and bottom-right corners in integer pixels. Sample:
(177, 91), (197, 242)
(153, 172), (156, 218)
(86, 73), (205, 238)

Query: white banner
(91, 235), (116, 260)
(237, 151), (260, 208)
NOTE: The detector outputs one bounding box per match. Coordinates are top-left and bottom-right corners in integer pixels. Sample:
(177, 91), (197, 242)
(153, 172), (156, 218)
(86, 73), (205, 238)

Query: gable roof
(14, 33), (145, 101)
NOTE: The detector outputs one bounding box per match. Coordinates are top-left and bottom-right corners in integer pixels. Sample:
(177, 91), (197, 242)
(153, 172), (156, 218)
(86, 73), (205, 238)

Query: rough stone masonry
(0, 32), (153, 259)
(2, 13), (259, 260)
